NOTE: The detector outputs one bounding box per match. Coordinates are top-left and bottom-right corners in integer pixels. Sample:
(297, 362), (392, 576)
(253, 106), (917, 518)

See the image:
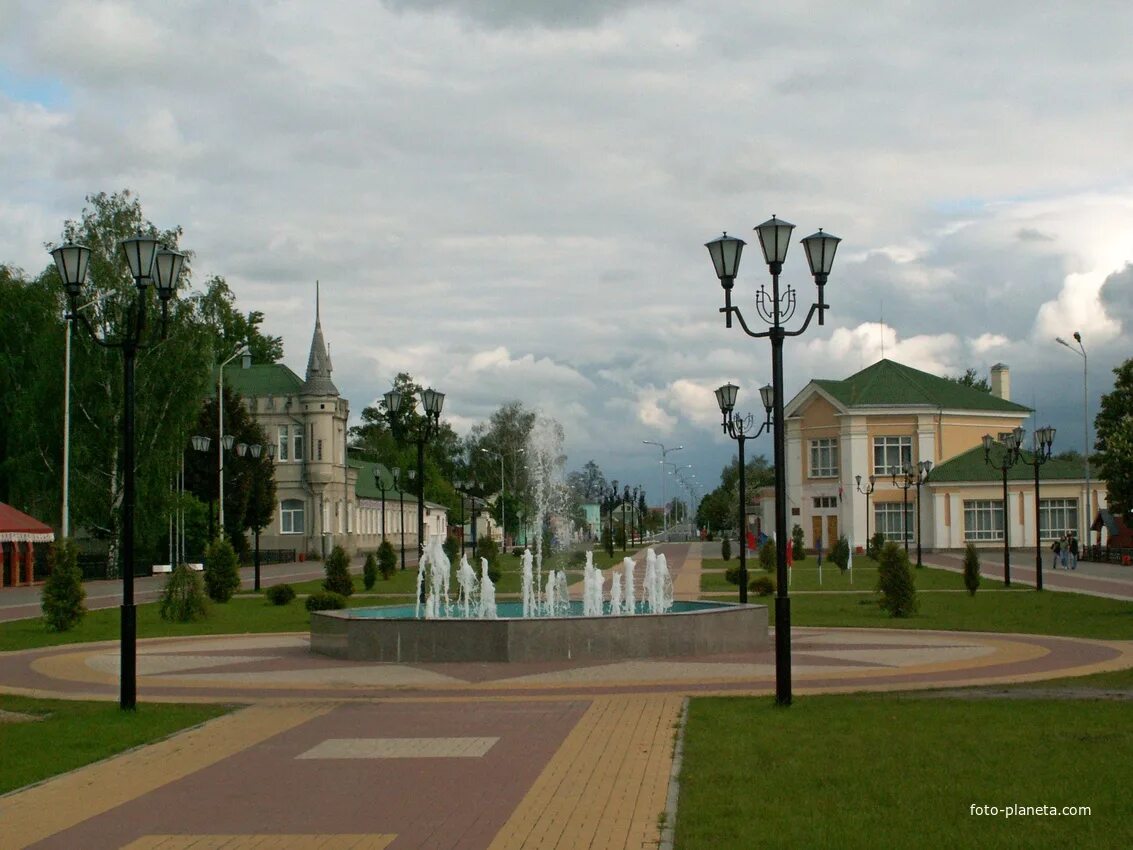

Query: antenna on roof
(879, 301), (885, 360)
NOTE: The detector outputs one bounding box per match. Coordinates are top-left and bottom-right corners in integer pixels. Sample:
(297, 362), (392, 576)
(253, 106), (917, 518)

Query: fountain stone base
(311, 601), (768, 663)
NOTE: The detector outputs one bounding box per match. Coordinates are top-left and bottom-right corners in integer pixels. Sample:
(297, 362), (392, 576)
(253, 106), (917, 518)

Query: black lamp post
(706, 218), (840, 706)
(1026, 426), (1056, 591)
(855, 475), (876, 557)
(394, 468), (406, 570)
(890, 461), (932, 565)
(247, 441), (267, 591)
(385, 387), (444, 571)
(715, 382), (774, 604)
(51, 233), (184, 711)
(374, 467), (392, 543)
(982, 428), (1024, 588)
(454, 480), (469, 556)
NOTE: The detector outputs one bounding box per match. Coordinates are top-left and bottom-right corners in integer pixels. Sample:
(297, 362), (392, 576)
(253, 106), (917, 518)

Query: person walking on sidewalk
(1069, 532), (1079, 570)
(1051, 536), (1062, 570)
(1060, 533), (1070, 569)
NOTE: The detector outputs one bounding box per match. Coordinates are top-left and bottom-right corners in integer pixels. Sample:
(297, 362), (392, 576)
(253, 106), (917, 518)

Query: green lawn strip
(0, 594), (401, 653)
(0, 694), (231, 795)
(700, 558), (1008, 593)
(676, 694), (1129, 850)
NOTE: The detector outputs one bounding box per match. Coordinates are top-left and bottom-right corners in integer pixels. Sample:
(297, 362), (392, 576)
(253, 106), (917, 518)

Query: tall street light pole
(51, 233), (184, 711)
(715, 382), (774, 604)
(642, 440), (683, 539)
(62, 298), (98, 538)
(982, 428), (1024, 589)
(855, 475), (876, 556)
(1055, 333), (1089, 545)
(706, 216), (841, 708)
(1027, 426), (1056, 591)
(217, 345), (250, 538)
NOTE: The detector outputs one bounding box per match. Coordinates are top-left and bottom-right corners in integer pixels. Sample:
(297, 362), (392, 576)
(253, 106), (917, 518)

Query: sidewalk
(923, 549), (1133, 601)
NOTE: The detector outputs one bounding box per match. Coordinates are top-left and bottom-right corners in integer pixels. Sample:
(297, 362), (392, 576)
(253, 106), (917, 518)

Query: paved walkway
(3, 543), (1132, 849)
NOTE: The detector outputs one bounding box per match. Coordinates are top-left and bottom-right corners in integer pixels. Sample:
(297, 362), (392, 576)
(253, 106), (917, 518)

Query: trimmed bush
(749, 575), (775, 596)
(305, 591), (347, 612)
(721, 536), (732, 561)
(868, 532), (885, 561)
(724, 565), (742, 585)
(963, 543), (981, 596)
(41, 539), (86, 632)
(363, 552), (378, 590)
(204, 538), (240, 603)
(568, 549), (587, 567)
(478, 538), (502, 583)
(759, 539), (775, 572)
(877, 542), (918, 617)
(831, 535), (850, 571)
(160, 564), (208, 622)
(792, 524), (806, 561)
(323, 545), (353, 596)
(377, 540), (397, 580)
(266, 583), (296, 606)
(443, 535), (460, 563)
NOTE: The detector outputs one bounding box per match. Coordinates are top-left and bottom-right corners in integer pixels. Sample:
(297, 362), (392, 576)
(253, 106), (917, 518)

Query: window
(875, 502), (913, 542)
(277, 426), (289, 461)
(809, 438), (839, 477)
(812, 496), (837, 509)
(280, 499), (304, 534)
(964, 500), (1003, 541)
(292, 425), (304, 462)
(1039, 499), (1078, 540)
(873, 436), (912, 476)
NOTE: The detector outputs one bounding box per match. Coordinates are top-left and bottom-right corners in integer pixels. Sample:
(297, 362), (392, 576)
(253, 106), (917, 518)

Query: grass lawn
(700, 557), (1006, 593)
(0, 694), (230, 795)
(676, 694), (1132, 849)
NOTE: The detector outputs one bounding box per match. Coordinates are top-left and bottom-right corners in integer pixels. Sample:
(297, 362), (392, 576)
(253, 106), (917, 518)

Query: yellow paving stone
(120, 837), (395, 850)
(489, 695), (682, 850)
(1, 702), (333, 850)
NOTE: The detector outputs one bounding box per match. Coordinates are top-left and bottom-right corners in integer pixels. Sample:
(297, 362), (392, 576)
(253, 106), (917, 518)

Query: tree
(877, 542), (918, 617)
(159, 564), (208, 622)
(1095, 358), (1133, 516)
(567, 460), (607, 502)
(203, 538), (240, 603)
(946, 368), (992, 393)
(41, 539), (86, 631)
(963, 543), (981, 595)
(323, 544), (353, 596)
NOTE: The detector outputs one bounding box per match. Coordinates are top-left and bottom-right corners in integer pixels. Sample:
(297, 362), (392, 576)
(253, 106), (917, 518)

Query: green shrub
(305, 549), (321, 561)
(568, 549), (587, 567)
(831, 535), (850, 571)
(203, 538), (240, 603)
(963, 543), (981, 596)
(478, 538), (502, 583)
(511, 547), (523, 558)
(266, 583), (296, 606)
(323, 545), (353, 596)
(443, 535), (460, 563)
(41, 539), (86, 632)
(724, 565), (742, 585)
(377, 540), (397, 580)
(305, 591), (347, 612)
(721, 536), (732, 561)
(791, 524), (806, 561)
(759, 539), (775, 572)
(877, 542), (918, 617)
(363, 552), (378, 590)
(868, 532), (885, 561)
(159, 564), (208, 622)
(749, 575), (775, 596)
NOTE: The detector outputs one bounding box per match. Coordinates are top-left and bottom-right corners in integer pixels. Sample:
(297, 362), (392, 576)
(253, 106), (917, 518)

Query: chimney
(990, 363), (1010, 400)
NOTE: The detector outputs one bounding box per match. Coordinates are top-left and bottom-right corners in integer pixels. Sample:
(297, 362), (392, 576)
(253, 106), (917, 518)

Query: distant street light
(642, 440), (683, 538)
(982, 428), (1025, 588)
(1055, 333), (1090, 545)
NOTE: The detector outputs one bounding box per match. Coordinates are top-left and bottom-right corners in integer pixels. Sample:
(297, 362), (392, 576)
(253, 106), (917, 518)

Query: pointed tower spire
(303, 280), (338, 395)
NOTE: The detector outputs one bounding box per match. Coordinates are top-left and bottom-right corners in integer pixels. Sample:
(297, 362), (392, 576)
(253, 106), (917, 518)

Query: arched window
(281, 499), (305, 534)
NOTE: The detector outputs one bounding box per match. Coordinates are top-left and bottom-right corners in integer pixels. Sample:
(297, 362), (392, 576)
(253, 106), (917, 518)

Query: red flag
(786, 541), (794, 567)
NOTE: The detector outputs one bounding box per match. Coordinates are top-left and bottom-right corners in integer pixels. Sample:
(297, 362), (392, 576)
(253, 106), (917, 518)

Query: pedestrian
(1050, 536), (1061, 569)
(1060, 533), (1069, 569)
(816, 535), (824, 567)
(1069, 532), (1079, 570)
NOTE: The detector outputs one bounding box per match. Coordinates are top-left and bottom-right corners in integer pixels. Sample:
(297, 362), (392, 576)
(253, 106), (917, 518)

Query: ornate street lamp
(982, 427), (1025, 587)
(50, 233), (183, 711)
(855, 475), (876, 557)
(715, 382), (774, 604)
(374, 467), (393, 543)
(1027, 426), (1056, 590)
(706, 218), (840, 706)
(1055, 333), (1089, 547)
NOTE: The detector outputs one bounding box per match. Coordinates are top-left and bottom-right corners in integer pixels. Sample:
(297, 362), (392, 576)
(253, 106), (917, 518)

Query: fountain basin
(310, 601), (768, 663)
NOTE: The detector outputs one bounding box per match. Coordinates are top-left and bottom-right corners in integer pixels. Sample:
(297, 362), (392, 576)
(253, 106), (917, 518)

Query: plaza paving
(2, 543), (1132, 849)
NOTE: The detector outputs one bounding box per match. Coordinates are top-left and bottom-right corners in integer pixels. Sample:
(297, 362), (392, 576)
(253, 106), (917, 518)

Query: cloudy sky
(3, 0), (1131, 506)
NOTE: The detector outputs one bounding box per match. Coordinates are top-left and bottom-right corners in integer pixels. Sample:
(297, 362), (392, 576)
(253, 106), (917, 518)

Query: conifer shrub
(266, 583), (296, 606)
(478, 538), (502, 583)
(877, 542), (918, 617)
(41, 539), (86, 632)
(963, 543), (981, 596)
(305, 591), (347, 612)
(568, 549), (586, 567)
(443, 535), (460, 563)
(831, 535), (850, 571)
(721, 535), (732, 561)
(377, 540), (397, 580)
(791, 524), (806, 561)
(869, 532), (885, 561)
(204, 538), (241, 603)
(323, 545), (354, 596)
(160, 564), (208, 622)
(724, 564), (741, 585)
(749, 575), (775, 596)
(759, 539), (776, 572)
(363, 552), (378, 590)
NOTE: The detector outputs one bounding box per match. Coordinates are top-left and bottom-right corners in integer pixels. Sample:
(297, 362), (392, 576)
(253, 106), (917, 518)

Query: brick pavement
(3, 543), (1133, 849)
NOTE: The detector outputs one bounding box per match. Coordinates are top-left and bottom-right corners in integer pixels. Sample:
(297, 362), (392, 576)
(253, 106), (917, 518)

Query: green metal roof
(348, 459), (410, 500)
(214, 363), (304, 398)
(813, 359), (1031, 413)
(929, 444), (1086, 483)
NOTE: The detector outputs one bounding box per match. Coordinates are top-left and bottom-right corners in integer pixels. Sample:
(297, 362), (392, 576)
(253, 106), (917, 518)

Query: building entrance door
(811, 516), (823, 549)
(826, 515), (838, 547)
